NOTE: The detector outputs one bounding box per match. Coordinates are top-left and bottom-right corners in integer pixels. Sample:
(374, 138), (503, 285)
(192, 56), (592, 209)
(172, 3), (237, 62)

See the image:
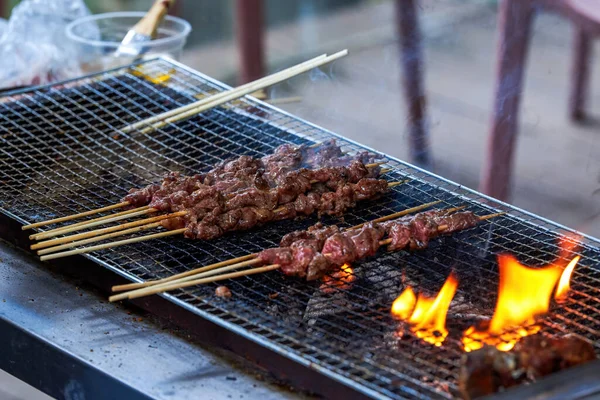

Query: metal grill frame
(1, 56), (600, 400)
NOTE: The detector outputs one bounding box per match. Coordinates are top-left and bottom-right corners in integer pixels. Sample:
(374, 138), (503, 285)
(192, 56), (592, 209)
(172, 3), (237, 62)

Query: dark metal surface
(0, 238), (301, 400)
(0, 57), (599, 399)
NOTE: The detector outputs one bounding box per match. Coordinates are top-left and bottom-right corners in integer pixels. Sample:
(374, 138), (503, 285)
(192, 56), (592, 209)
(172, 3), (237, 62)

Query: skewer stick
(110, 258), (263, 301)
(31, 210), (184, 250)
(39, 228), (186, 261)
(22, 201), (130, 230)
(349, 200), (442, 230)
(477, 211), (507, 221)
(141, 51), (347, 134)
(141, 51), (348, 134)
(364, 162), (386, 168)
(32, 207), (158, 241)
(132, 52), (348, 134)
(123, 54), (328, 133)
(110, 264), (281, 302)
(30, 206), (151, 240)
(112, 253), (258, 292)
(37, 222), (163, 255)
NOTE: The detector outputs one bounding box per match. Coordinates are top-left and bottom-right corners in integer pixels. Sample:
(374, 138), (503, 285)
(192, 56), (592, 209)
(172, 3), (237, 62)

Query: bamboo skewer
(349, 200), (442, 230)
(39, 228), (186, 261)
(109, 258), (263, 301)
(123, 51), (348, 135)
(37, 222), (163, 255)
(110, 264), (281, 302)
(22, 201), (130, 231)
(30, 206), (152, 240)
(32, 210), (186, 251)
(112, 253), (258, 292)
(110, 210), (506, 301)
(140, 52), (347, 134)
(32, 207), (158, 241)
(123, 54), (328, 133)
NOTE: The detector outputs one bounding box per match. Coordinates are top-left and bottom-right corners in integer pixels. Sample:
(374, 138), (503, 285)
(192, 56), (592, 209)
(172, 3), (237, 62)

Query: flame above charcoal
(391, 273), (459, 347)
(462, 236), (581, 352)
(320, 264), (355, 293)
(555, 255), (580, 302)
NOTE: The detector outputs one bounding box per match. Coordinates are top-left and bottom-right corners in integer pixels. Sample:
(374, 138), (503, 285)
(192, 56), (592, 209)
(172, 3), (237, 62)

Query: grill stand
(0, 212), (364, 400)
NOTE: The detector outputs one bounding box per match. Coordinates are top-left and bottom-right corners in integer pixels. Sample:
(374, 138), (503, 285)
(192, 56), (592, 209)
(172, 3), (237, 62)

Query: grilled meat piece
(383, 212), (479, 251)
(287, 239), (321, 278)
(124, 183), (161, 207)
(258, 247), (294, 266)
(215, 285), (232, 298)
(349, 223), (385, 258)
(385, 219), (412, 251)
(280, 223), (341, 247)
(459, 334), (597, 399)
(321, 233), (357, 266)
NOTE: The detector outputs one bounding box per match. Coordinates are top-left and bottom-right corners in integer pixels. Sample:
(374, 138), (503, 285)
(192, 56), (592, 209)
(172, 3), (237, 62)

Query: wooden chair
(234, 0), (432, 167)
(480, 0), (600, 201)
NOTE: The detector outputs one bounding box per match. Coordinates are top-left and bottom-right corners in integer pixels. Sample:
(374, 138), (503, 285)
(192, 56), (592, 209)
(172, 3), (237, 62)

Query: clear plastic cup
(66, 12), (192, 73)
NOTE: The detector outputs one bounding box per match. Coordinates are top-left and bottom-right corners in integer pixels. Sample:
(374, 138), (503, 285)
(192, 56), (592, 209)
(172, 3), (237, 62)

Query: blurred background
(1, 0), (599, 238)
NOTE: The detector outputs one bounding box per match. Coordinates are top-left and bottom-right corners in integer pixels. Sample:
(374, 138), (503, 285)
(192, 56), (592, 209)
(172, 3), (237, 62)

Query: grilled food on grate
(109, 208), (504, 301)
(258, 210), (481, 280)
(32, 141), (405, 260)
(459, 333), (597, 399)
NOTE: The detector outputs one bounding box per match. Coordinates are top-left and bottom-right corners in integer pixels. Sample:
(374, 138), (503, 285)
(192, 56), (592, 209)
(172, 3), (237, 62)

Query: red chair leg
(569, 28), (592, 122)
(480, 0), (535, 201)
(235, 0), (265, 84)
(395, 0), (430, 167)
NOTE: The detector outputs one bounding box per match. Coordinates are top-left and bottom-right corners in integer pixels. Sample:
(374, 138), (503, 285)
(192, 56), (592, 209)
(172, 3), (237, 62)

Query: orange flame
(391, 274), (459, 347)
(320, 264), (355, 293)
(556, 255), (580, 302)
(462, 235), (581, 352)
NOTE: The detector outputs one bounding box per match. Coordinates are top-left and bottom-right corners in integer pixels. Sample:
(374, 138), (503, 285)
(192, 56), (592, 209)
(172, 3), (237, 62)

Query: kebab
(109, 207), (503, 301)
(459, 333), (597, 399)
(123, 139), (381, 208)
(34, 167), (395, 258)
(28, 140), (384, 243)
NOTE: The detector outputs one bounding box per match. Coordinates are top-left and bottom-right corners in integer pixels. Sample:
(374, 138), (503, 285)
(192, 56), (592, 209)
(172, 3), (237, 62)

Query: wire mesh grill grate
(1, 57), (600, 399)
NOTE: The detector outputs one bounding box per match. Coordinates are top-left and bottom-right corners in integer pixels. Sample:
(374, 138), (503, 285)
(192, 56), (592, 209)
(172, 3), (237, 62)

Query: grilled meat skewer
(259, 210), (480, 280)
(124, 140), (381, 207)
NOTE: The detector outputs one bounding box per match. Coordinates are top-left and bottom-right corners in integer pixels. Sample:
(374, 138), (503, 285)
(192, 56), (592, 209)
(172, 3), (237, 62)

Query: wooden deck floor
(182, 1), (600, 238)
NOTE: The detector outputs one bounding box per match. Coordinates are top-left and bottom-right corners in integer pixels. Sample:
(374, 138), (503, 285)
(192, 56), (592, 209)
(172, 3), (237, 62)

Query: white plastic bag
(0, 0), (94, 90)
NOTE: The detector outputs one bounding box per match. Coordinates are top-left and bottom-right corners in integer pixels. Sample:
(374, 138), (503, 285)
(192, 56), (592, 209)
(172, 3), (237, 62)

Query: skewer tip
(479, 211), (507, 221)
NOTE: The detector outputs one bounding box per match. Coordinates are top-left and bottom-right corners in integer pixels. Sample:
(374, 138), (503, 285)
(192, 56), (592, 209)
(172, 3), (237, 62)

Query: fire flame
(391, 274), (459, 347)
(320, 264), (355, 293)
(556, 255), (580, 302)
(462, 237), (581, 352)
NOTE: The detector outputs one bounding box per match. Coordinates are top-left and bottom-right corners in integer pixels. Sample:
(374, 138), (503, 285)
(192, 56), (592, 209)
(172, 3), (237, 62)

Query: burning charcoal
(459, 333), (597, 399)
(515, 334), (596, 379)
(459, 346), (524, 399)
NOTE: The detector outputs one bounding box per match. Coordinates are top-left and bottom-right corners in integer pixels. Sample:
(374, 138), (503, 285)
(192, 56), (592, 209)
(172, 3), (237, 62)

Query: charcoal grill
(1, 57), (600, 399)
